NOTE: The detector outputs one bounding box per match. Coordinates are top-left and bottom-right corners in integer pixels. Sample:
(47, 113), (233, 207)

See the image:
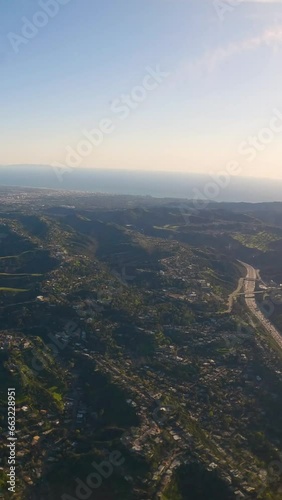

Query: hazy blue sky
(2, 0), (282, 178)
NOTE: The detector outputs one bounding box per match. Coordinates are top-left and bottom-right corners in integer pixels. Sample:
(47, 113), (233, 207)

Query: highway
(240, 261), (282, 351)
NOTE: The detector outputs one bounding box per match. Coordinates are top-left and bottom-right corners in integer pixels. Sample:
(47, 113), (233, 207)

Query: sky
(2, 0), (282, 178)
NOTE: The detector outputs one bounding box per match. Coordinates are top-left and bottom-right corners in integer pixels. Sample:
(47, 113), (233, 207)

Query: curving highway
(239, 261), (282, 351)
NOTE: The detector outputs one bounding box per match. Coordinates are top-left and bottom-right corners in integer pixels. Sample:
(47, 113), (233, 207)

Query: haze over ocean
(1, 165), (282, 202)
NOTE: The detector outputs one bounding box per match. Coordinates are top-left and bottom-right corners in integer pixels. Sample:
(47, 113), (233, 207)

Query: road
(240, 261), (282, 351)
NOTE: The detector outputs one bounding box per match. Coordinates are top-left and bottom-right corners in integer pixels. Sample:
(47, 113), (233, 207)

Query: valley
(0, 187), (282, 499)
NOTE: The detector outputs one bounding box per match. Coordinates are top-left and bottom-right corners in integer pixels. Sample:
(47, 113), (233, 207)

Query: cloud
(177, 26), (282, 79)
(241, 0), (282, 3)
